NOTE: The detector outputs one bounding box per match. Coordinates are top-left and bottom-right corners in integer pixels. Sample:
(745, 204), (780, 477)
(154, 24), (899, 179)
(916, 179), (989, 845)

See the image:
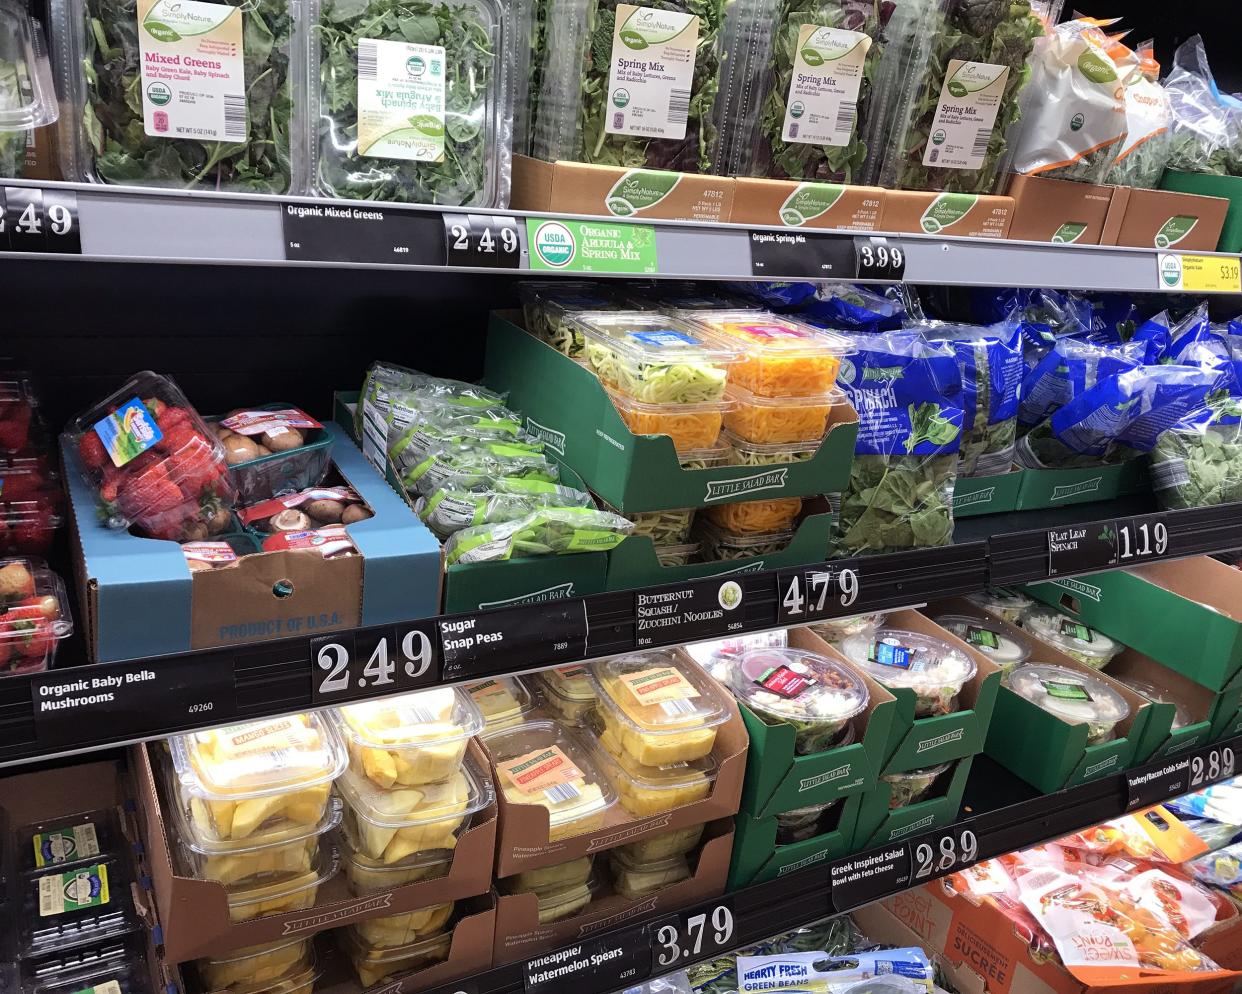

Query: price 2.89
(1190, 745), (1236, 789)
(909, 823), (979, 883)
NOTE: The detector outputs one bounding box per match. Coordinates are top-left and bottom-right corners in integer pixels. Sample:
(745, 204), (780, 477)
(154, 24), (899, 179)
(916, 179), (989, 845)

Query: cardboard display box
(1005, 174), (1116, 244)
(512, 155), (734, 223)
(954, 461), (1149, 516)
(1027, 558), (1242, 691)
(729, 793), (863, 888)
(1162, 170), (1242, 253)
(132, 742), (498, 963)
(1106, 652), (1217, 763)
(1103, 187), (1230, 251)
(952, 470), (1023, 517)
(492, 820), (732, 965)
(853, 755), (974, 851)
(484, 312), (858, 512)
(1209, 672), (1242, 743)
(65, 421), (441, 663)
(881, 191), (1014, 239)
(729, 179), (885, 231)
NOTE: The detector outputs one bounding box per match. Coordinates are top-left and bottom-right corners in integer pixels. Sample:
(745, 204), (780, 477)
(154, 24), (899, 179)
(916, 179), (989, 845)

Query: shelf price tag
(443, 213), (523, 268)
(749, 229), (856, 278)
(829, 846), (911, 913)
(776, 566), (861, 625)
(1159, 253), (1242, 294)
(651, 901), (736, 971)
(438, 601), (588, 682)
(310, 621), (440, 705)
(635, 579), (747, 647)
(1047, 513), (1170, 577)
(0, 187), (80, 255)
(854, 236), (906, 281)
(907, 819), (979, 884)
(522, 927), (651, 994)
(1189, 741), (1237, 790)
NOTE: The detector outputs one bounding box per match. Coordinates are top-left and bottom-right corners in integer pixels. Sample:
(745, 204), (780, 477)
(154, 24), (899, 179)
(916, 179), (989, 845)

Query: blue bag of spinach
(834, 333), (963, 555)
(1131, 311), (1173, 364)
(723, 282), (818, 311)
(919, 320), (1024, 478)
(1018, 337), (1147, 431)
(1151, 386), (1242, 509)
(804, 285), (907, 332)
(1167, 303), (1235, 385)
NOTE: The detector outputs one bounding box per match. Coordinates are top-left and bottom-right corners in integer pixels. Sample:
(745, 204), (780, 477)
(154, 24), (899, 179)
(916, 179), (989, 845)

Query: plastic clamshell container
(656, 542), (700, 568)
(704, 497), (802, 535)
(697, 521), (793, 561)
(934, 613), (1030, 676)
(609, 850), (690, 901)
(519, 282), (626, 358)
(337, 819), (453, 896)
(808, 612), (886, 647)
(592, 719), (718, 816)
(965, 587), (1033, 626)
(0, 455), (62, 556)
(882, 763), (951, 809)
(342, 924), (451, 987)
(840, 629), (978, 718)
(600, 501), (696, 546)
(169, 713), (346, 842)
(351, 902), (454, 949)
(26, 951), (153, 994)
(173, 797), (343, 891)
(232, 964), (317, 994)
(678, 440), (732, 470)
(571, 312), (741, 404)
(197, 937), (312, 992)
(209, 405), (333, 504)
(484, 718), (617, 841)
(689, 313), (853, 398)
(606, 388), (734, 453)
(775, 800), (842, 844)
(334, 756), (489, 865)
(466, 676), (537, 732)
(724, 430), (819, 466)
(330, 687), (486, 788)
(723, 384), (844, 445)
(1020, 605), (1123, 671)
(503, 855), (594, 896)
(19, 808), (121, 875)
(225, 841), (338, 923)
(529, 875), (598, 924)
(590, 650), (731, 766)
(1116, 678), (1192, 730)
(624, 283), (755, 313)
(1007, 663), (1131, 744)
(0, 556), (73, 675)
(533, 665), (597, 726)
(0, 0), (57, 178)
(20, 857), (139, 959)
(732, 647), (869, 755)
(615, 823), (705, 863)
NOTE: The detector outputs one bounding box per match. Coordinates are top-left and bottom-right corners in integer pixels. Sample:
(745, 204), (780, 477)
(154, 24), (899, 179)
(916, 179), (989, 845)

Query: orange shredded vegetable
(710, 322), (843, 397)
(724, 398), (831, 444)
(706, 498), (802, 534)
(617, 406), (723, 451)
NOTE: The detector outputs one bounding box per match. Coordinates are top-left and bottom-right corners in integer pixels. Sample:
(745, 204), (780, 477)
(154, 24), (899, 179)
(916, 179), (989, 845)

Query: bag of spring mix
(1018, 336), (1146, 431)
(920, 319), (1023, 478)
(444, 505), (633, 562)
(725, 282), (820, 311)
(834, 331), (963, 555)
(416, 476), (594, 537)
(803, 284), (907, 332)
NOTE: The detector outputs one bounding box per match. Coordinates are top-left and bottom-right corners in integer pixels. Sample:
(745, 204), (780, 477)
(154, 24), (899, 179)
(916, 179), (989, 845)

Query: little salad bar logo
(532, 222), (576, 268)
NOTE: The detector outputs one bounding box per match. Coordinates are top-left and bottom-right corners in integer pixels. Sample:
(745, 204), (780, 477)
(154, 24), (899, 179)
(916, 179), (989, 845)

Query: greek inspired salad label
(92, 397), (163, 468)
(606, 4), (699, 141)
(922, 61), (1010, 171)
(1059, 619), (1094, 643)
(137, 0), (246, 142)
(755, 664), (815, 699)
(33, 823), (101, 868)
(357, 39), (446, 161)
(1043, 679), (1092, 702)
(966, 625), (1000, 649)
(782, 25), (871, 147)
(870, 639), (912, 669)
(499, 746), (582, 796)
(38, 864), (110, 916)
(619, 666), (701, 707)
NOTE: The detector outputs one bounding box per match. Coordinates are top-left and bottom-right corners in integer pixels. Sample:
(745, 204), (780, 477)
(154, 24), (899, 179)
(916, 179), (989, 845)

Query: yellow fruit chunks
(344, 852), (447, 896)
(198, 939), (309, 990)
(599, 727), (710, 816)
(616, 824), (705, 863)
(612, 855), (690, 900)
(348, 772), (470, 864)
(353, 903), (453, 948)
(199, 837), (317, 888)
(537, 881), (593, 924)
(349, 932), (451, 988)
(342, 691), (470, 787)
(227, 868), (321, 923)
(597, 694), (716, 767)
(189, 783), (331, 841)
(505, 856), (593, 895)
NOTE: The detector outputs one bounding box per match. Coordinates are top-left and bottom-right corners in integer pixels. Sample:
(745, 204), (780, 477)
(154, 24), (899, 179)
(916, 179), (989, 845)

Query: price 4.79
(777, 567), (860, 624)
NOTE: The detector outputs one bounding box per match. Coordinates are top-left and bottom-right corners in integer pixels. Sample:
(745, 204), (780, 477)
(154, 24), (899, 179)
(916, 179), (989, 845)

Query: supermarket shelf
(1, 179), (1239, 290)
(410, 739), (1242, 994)
(4, 496), (1242, 768)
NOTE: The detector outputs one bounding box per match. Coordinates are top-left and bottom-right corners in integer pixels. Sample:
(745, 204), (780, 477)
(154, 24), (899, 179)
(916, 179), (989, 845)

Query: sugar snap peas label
(783, 26), (870, 147)
(357, 40), (446, 161)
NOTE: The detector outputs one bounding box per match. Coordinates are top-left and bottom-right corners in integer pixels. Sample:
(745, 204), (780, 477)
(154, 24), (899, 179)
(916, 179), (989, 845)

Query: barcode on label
(668, 88), (690, 127)
(971, 128), (991, 159)
(835, 101), (856, 134)
(661, 698), (697, 716)
(223, 95), (247, 140)
(358, 40), (378, 80)
(544, 782), (581, 804)
(1150, 457), (1190, 492)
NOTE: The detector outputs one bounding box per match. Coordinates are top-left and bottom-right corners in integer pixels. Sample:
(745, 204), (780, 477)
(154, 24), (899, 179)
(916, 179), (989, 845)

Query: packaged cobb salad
(687, 313), (852, 397)
(882, 762), (951, 809)
(964, 586), (1032, 625)
(1019, 604), (1123, 671)
(934, 613), (1030, 676)
(0, 0), (57, 179)
(519, 282), (626, 357)
(1115, 678), (1193, 731)
(731, 647), (869, 754)
(1006, 663), (1130, 744)
(840, 629), (976, 717)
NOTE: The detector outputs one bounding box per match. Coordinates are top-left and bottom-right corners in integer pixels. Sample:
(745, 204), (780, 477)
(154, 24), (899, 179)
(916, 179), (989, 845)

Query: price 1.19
(908, 821), (979, 884)
(777, 567), (860, 624)
(1116, 516), (1169, 562)
(652, 902), (735, 970)
(310, 622), (439, 704)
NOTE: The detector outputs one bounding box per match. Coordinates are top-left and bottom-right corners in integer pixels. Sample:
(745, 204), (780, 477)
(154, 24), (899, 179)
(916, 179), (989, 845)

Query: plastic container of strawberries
(0, 373), (42, 452)
(0, 453), (66, 556)
(0, 556), (73, 675)
(68, 372), (238, 542)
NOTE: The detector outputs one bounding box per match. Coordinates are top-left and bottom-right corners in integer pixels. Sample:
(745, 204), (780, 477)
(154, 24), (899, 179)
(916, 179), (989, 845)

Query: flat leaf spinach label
(780, 183), (844, 226)
(605, 169), (680, 216)
(1051, 222), (1088, 243)
(920, 193), (977, 233)
(1154, 215), (1199, 248)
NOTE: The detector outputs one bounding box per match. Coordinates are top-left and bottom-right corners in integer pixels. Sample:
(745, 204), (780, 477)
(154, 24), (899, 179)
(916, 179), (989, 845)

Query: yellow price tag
(1158, 253), (1242, 293)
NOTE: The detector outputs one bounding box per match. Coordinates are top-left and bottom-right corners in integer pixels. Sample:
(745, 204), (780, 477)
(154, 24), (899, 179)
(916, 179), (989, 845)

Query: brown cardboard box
(880, 191), (1014, 239)
(1103, 187), (1230, 251)
(491, 820), (733, 965)
(133, 742), (498, 962)
(1006, 174), (1116, 244)
(729, 178), (884, 231)
(511, 155), (734, 222)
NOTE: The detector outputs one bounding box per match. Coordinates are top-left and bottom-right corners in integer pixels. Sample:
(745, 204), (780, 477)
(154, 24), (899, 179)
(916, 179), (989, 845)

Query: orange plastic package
(607, 389), (732, 452)
(723, 385), (843, 444)
(689, 313), (852, 398)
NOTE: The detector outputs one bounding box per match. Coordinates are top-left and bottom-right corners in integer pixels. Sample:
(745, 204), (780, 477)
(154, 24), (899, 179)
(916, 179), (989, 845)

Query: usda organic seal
(532, 221), (576, 268)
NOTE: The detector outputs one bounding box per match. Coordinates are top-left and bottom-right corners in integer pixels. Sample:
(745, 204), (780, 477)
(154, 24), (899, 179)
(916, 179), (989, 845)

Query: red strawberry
(125, 449), (163, 475)
(12, 514), (52, 553)
(154, 407), (193, 451)
(143, 397), (167, 420)
(0, 404), (31, 450)
(6, 616), (54, 660)
(117, 463), (182, 519)
(0, 561), (34, 599)
(158, 422), (199, 457)
(77, 431), (109, 471)
(16, 596), (58, 619)
(166, 437), (220, 498)
(99, 466), (123, 505)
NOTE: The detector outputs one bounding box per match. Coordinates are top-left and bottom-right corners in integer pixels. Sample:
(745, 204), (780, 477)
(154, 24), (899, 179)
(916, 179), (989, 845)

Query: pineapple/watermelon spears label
(923, 61), (1010, 171)
(92, 397), (162, 467)
(782, 25), (871, 146)
(137, 0), (246, 142)
(357, 40), (446, 161)
(606, 4), (699, 140)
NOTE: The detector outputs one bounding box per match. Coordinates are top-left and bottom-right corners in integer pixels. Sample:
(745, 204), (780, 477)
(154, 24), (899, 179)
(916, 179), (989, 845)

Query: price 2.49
(653, 903), (735, 970)
(311, 622), (439, 704)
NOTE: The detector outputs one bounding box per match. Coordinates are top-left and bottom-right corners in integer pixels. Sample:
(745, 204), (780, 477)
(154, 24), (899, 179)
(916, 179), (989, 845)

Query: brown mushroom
(271, 509), (312, 532)
(222, 434), (262, 466)
(262, 427), (305, 452)
(303, 499), (345, 523)
(341, 504), (374, 525)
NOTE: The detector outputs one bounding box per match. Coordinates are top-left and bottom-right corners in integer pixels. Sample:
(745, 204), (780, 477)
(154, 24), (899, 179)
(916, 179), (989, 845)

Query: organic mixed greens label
(781, 25), (870, 147)
(606, 4), (699, 141)
(38, 864), (110, 916)
(33, 823), (100, 868)
(92, 398), (163, 467)
(1043, 679), (1092, 702)
(137, 0), (246, 142)
(923, 61), (1009, 171)
(357, 39), (446, 161)
(755, 664), (814, 699)
(1059, 619), (1094, 643)
(967, 626), (1000, 650)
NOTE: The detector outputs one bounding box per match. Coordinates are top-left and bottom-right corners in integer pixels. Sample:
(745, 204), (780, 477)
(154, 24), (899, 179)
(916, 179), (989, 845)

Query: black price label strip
(310, 621), (439, 705)
(0, 186), (80, 254)
(907, 820), (979, 885)
(829, 846), (912, 913)
(1047, 513), (1170, 577)
(749, 229), (856, 279)
(522, 927), (651, 994)
(634, 578), (747, 648)
(776, 566), (862, 625)
(439, 601), (588, 681)
(283, 202), (443, 265)
(1126, 739), (1239, 810)
(650, 901), (736, 972)
(855, 236), (906, 281)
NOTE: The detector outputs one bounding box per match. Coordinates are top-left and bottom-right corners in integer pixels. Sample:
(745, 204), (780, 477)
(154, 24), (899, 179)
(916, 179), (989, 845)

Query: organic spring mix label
(606, 5), (699, 140)
(137, 0), (246, 142)
(356, 40), (446, 161)
(93, 397), (163, 467)
(38, 864), (110, 916)
(33, 823), (101, 869)
(782, 25), (871, 147)
(922, 61), (1010, 171)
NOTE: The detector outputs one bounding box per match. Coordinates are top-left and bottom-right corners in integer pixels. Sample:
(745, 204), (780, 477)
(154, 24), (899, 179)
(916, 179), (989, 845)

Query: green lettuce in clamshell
(0, 57), (24, 177)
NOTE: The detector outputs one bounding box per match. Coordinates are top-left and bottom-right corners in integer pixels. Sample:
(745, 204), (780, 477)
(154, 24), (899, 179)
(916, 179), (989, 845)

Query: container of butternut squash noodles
(705, 498), (802, 534)
(724, 384), (844, 444)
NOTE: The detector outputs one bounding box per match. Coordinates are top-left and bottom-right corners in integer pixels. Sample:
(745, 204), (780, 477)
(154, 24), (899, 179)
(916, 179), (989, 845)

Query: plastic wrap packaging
(716, 0), (898, 184)
(311, 0), (515, 205)
(834, 330), (963, 555)
(1150, 388), (1242, 510)
(0, 556), (73, 675)
(416, 476), (593, 539)
(519, 281), (626, 356)
(0, 1), (57, 178)
(1164, 35), (1242, 177)
(1018, 336), (1145, 433)
(871, 0), (1044, 193)
(1009, 18), (1127, 184)
(51, 0), (303, 190)
(531, 0), (726, 172)
(804, 283), (908, 332)
(443, 505), (633, 562)
(1107, 41), (1172, 189)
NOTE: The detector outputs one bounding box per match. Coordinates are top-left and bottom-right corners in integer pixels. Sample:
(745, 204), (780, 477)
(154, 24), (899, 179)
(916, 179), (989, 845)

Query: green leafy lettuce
(836, 451), (957, 555)
(1151, 399), (1242, 510)
(0, 57), (27, 178)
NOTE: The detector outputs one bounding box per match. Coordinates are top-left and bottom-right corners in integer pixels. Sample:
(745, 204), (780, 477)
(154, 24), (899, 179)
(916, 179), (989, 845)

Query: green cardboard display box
(484, 312), (859, 512)
(728, 793), (864, 888)
(1027, 557), (1242, 691)
(952, 470), (1022, 517)
(1161, 170), (1242, 253)
(951, 461), (1148, 516)
(737, 627), (899, 820)
(1210, 674), (1242, 742)
(853, 755), (974, 851)
(1105, 651), (1217, 762)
